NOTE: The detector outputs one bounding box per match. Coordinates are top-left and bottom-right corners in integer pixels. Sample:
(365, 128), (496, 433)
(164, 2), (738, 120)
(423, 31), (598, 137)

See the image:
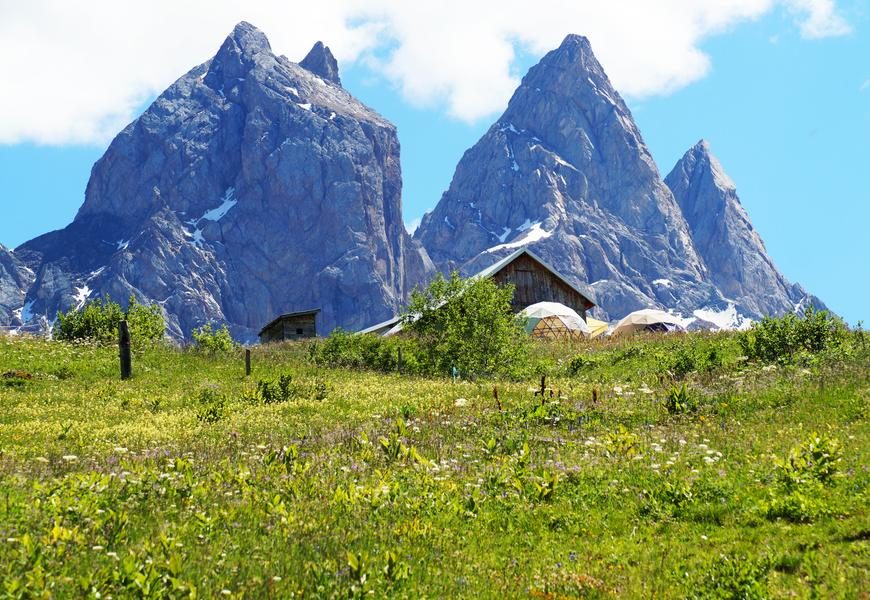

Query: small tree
(191, 323), (237, 353)
(402, 272), (529, 377)
(55, 295), (164, 344)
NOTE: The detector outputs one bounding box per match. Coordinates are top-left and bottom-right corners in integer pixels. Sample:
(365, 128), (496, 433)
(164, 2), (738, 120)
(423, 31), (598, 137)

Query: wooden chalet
(358, 247), (595, 336)
(258, 309), (320, 343)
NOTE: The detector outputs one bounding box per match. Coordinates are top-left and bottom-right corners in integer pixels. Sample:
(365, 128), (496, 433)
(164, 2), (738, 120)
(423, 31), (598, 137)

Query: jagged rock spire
(664, 139), (822, 316)
(300, 41), (341, 86)
(208, 21), (272, 83)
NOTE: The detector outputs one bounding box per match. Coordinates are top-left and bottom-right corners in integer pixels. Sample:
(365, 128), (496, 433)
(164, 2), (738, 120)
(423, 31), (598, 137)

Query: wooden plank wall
(492, 254), (589, 319)
(261, 314), (317, 343)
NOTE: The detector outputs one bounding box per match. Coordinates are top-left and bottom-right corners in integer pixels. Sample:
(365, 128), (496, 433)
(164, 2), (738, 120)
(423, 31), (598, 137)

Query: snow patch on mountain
(486, 221), (551, 253)
(692, 304), (753, 331)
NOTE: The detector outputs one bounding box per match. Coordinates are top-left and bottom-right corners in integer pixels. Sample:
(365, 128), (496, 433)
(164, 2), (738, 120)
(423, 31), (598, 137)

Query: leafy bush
(763, 433), (842, 523)
(402, 272), (530, 378)
(739, 306), (848, 364)
(55, 295), (164, 344)
(194, 387), (226, 424)
(662, 384), (699, 415)
(191, 323), (236, 353)
(313, 329), (423, 374)
(603, 425), (639, 458)
(696, 554), (772, 599)
(256, 373), (298, 404)
(567, 354), (599, 374)
(774, 432), (842, 489)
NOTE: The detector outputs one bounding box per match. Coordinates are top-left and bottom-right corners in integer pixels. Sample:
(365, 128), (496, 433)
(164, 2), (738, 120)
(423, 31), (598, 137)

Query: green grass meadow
(1, 332), (868, 598)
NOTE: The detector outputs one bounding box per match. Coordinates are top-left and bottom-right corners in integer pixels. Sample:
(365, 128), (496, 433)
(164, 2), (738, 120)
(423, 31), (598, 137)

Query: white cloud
(405, 217), (421, 235)
(0, 0), (852, 144)
(787, 0), (852, 38)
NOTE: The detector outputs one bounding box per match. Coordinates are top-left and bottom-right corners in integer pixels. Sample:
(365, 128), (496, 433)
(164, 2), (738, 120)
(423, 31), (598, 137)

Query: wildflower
(107, 551), (119, 559)
(678, 439), (687, 445)
(114, 447), (128, 454)
(454, 398), (468, 407)
(35, 457), (49, 463)
(221, 590), (232, 596)
(92, 545), (104, 551)
(62, 454), (78, 462)
(272, 576), (282, 582)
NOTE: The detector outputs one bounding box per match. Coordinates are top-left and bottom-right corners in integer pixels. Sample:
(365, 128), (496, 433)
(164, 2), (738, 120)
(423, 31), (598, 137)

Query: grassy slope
(0, 333), (867, 598)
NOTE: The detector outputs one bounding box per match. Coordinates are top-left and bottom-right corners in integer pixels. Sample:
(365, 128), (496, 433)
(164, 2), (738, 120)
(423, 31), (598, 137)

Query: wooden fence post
(245, 348), (251, 377)
(118, 320), (132, 380)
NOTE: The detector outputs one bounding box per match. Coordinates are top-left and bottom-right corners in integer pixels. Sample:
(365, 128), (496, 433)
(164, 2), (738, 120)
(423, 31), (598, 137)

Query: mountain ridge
(0, 26), (824, 337)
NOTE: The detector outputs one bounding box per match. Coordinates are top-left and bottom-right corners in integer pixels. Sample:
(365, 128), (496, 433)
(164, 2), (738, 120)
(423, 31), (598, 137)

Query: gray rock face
(415, 34), (723, 320)
(11, 22), (432, 339)
(300, 41), (341, 86)
(0, 245), (35, 326)
(664, 140), (823, 317)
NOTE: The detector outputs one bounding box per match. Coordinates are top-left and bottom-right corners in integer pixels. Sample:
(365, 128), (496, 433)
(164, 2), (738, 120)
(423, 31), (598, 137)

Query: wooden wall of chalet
(260, 313), (317, 343)
(492, 254), (590, 319)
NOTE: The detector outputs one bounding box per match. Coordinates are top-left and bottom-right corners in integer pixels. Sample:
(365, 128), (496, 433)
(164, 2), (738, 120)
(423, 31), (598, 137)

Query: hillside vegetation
(0, 322), (868, 597)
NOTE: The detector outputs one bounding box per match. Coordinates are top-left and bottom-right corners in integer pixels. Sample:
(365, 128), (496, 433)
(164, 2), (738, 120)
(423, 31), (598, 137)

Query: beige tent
(521, 302), (590, 339)
(586, 317), (609, 339)
(610, 309), (687, 337)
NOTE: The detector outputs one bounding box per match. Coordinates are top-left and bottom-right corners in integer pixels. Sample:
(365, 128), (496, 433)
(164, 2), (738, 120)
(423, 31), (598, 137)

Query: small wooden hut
(258, 309), (320, 343)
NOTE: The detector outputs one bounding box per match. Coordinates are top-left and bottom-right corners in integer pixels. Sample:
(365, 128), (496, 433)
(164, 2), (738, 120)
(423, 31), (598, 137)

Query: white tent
(610, 309), (687, 337)
(521, 302), (590, 339)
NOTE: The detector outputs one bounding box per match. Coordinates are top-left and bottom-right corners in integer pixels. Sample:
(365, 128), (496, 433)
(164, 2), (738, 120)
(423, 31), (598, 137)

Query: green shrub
(55, 295), (164, 344)
(696, 554), (772, 599)
(402, 272), (530, 378)
(774, 432), (842, 489)
(739, 306), (848, 364)
(662, 384), (700, 415)
(763, 483), (831, 523)
(191, 323), (236, 353)
(668, 347), (697, 379)
(567, 354), (598, 374)
(257, 373), (298, 404)
(313, 329), (423, 374)
(762, 433), (842, 523)
(194, 387), (226, 424)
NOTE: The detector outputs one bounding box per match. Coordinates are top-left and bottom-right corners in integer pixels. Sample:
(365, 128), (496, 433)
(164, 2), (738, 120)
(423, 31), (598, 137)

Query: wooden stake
(118, 320), (132, 380)
(245, 348), (251, 377)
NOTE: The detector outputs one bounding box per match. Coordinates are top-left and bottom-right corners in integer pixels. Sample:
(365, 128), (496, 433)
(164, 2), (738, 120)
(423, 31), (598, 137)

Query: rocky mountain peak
(207, 22), (272, 83)
(300, 41), (341, 86)
(665, 140), (820, 317)
(675, 139), (737, 192)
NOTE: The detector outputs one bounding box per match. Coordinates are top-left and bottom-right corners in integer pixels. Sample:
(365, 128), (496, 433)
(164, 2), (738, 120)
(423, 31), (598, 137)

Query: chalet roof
(258, 308), (321, 337)
(474, 247), (596, 308)
(357, 316), (401, 335)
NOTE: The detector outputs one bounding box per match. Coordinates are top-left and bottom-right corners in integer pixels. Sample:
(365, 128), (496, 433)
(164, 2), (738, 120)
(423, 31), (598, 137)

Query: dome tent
(610, 309), (687, 337)
(585, 317), (609, 339)
(521, 302), (590, 339)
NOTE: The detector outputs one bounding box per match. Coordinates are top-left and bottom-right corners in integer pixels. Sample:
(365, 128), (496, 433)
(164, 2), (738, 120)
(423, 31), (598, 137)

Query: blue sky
(1, 2), (867, 324)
